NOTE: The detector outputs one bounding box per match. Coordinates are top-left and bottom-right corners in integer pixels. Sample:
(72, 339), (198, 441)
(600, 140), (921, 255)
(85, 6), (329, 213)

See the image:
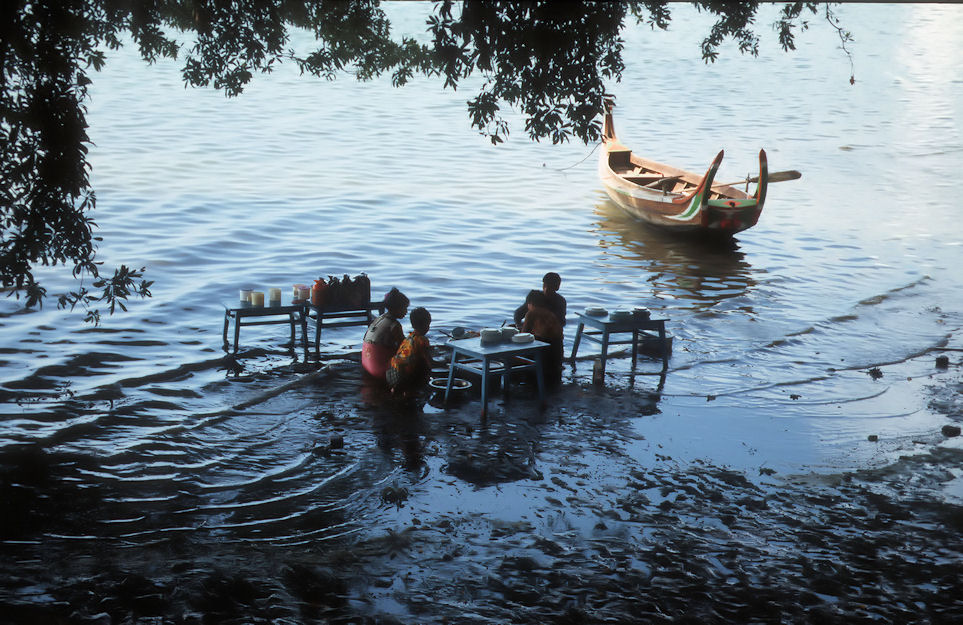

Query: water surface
(2, 4), (962, 621)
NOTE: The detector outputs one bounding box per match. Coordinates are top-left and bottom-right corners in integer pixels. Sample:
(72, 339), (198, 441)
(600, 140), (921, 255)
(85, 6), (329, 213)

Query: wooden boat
(599, 104), (769, 235)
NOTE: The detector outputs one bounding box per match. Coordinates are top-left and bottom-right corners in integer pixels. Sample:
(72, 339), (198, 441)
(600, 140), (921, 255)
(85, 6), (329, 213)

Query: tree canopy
(1, 1), (850, 321)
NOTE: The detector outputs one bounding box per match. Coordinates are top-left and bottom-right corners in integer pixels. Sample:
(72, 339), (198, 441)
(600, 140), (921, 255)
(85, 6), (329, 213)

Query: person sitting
(520, 289), (564, 386)
(362, 287), (409, 379)
(513, 271), (566, 328)
(386, 307), (436, 396)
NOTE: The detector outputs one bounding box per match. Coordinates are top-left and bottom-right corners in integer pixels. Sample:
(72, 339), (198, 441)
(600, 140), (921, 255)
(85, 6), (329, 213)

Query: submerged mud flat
(2, 357), (962, 624)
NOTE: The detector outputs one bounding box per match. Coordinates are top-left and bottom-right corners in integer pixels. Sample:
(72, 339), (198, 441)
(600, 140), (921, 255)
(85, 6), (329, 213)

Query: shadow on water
(360, 369), (555, 487)
(592, 199), (756, 310)
(360, 376), (431, 475)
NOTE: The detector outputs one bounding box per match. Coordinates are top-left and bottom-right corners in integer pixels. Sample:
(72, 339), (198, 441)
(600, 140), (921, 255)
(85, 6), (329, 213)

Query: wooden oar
(643, 169), (800, 190)
(712, 170), (801, 188)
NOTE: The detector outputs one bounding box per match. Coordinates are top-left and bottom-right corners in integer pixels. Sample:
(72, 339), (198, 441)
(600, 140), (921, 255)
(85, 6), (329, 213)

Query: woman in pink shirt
(361, 288), (409, 379)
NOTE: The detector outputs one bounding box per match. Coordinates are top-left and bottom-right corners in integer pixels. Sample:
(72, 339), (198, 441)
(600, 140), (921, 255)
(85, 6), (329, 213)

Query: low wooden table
(569, 311), (669, 376)
(223, 303), (308, 356)
(304, 302), (384, 357)
(443, 336), (550, 416)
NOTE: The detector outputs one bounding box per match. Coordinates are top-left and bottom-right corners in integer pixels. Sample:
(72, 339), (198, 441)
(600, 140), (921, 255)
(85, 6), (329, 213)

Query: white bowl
(611, 310), (633, 322)
(480, 328), (502, 344)
(500, 327), (518, 340)
(586, 307), (608, 317)
(512, 333), (535, 343)
(428, 377), (471, 390)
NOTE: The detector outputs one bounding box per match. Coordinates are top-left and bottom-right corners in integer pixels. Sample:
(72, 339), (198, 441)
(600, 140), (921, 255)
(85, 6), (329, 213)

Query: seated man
(514, 272), (566, 328)
(520, 290), (564, 386)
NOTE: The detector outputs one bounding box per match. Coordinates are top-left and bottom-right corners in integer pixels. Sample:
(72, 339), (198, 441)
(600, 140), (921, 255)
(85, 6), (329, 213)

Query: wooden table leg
(502, 358), (512, 401)
(444, 355), (457, 405)
(314, 314), (322, 355)
(533, 350), (546, 408)
(631, 328), (639, 368)
(570, 322), (585, 361)
(233, 313), (241, 353)
(658, 321), (668, 366)
(480, 358), (490, 415)
(599, 329), (610, 376)
(222, 311), (230, 348)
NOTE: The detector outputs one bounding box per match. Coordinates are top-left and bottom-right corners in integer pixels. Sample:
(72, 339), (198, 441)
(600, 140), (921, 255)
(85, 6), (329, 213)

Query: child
(386, 307), (435, 395)
(362, 287), (409, 379)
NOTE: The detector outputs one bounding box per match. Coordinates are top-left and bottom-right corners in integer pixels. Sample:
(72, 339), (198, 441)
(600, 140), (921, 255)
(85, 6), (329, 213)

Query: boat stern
(705, 149), (768, 234)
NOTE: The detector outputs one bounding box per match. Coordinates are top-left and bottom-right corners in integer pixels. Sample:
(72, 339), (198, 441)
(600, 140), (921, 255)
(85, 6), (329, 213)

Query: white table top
(445, 336), (549, 358)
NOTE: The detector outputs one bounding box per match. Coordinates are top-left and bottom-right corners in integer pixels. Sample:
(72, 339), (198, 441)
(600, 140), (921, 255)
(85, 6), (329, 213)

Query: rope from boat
(556, 141), (601, 171)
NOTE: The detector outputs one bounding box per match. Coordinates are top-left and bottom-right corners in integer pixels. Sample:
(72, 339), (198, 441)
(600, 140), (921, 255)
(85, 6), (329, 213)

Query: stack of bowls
(480, 328), (502, 345)
(611, 310), (633, 322)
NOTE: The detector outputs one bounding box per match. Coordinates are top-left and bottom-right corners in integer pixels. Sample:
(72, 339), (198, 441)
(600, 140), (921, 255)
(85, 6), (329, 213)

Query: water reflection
(592, 199), (756, 310)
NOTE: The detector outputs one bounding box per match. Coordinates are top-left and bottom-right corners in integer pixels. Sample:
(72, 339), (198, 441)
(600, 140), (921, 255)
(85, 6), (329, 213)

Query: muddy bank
(2, 357), (962, 624)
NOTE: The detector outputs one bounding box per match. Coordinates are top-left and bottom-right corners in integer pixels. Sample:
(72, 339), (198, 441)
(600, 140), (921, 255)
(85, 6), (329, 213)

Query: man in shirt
(513, 272), (566, 328)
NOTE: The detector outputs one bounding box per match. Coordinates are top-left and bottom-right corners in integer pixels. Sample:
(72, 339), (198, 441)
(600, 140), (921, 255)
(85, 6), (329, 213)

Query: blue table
(569, 311), (668, 376)
(443, 336), (550, 415)
(223, 303), (308, 356)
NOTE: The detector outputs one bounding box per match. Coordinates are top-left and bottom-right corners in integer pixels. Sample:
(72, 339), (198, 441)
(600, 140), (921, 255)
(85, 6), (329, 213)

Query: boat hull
(598, 108), (767, 236)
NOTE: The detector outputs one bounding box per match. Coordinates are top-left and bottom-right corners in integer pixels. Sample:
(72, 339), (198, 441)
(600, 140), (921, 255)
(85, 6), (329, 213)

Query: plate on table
(512, 333), (535, 343)
(585, 307), (608, 317)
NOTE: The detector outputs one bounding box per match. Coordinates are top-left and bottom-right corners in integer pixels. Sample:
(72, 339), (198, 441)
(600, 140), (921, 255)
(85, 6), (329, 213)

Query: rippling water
(2, 4), (963, 619)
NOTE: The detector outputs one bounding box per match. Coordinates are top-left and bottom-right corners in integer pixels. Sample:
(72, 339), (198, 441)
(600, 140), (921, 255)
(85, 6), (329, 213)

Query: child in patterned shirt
(386, 307), (436, 395)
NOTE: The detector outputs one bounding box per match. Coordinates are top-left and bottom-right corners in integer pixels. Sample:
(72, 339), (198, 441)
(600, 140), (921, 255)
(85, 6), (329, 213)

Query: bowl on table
(611, 310), (633, 322)
(480, 328), (502, 344)
(500, 327), (518, 341)
(585, 306), (608, 317)
(512, 332), (535, 344)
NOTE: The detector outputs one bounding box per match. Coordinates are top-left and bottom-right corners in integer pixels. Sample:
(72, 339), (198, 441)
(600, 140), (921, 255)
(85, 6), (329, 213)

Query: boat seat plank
(607, 146), (634, 170)
(623, 176), (666, 185)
